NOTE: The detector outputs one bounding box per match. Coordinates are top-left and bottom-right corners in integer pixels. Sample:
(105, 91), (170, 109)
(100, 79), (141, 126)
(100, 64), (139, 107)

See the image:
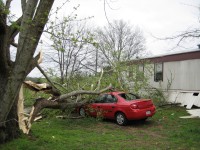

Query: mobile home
(140, 49), (200, 108)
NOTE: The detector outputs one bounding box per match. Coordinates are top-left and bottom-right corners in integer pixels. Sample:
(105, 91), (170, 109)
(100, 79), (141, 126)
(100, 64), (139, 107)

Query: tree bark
(0, 94), (20, 143)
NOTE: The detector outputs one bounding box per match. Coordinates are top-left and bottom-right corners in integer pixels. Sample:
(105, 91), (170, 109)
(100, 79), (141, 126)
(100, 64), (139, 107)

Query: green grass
(1, 107), (200, 150)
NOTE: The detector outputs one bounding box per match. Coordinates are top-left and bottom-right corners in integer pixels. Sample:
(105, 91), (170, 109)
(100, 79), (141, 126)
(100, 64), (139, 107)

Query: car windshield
(118, 93), (140, 101)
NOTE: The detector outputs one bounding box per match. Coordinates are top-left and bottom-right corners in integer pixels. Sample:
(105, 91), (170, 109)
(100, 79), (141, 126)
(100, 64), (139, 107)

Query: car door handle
(112, 106), (115, 108)
(97, 106), (101, 108)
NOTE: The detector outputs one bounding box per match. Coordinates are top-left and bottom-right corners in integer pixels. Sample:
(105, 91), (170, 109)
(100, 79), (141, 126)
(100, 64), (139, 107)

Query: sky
(10, 0), (200, 55)
(53, 0), (200, 55)
(9, 0), (200, 76)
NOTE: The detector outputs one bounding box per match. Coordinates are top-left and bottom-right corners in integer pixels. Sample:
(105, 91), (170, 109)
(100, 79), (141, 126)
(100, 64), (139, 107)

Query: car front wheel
(79, 107), (86, 117)
(115, 112), (127, 126)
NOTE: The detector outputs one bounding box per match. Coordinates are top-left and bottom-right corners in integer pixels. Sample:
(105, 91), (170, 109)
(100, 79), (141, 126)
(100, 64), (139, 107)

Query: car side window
(94, 94), (107, 103)
(105, 94), (117, 103)
(94, 94), (117, 103)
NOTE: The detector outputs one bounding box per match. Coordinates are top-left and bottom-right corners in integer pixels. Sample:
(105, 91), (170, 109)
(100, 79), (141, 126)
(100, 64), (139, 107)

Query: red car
(79, 91), (156, 125)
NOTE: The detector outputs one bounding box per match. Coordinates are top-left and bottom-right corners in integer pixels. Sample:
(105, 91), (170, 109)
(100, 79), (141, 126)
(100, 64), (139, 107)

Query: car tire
(79, 107), (86, 117)
(115, 112), (128, 126)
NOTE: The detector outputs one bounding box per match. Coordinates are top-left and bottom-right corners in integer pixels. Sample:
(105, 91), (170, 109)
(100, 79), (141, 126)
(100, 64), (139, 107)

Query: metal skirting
(167, 91), (200, 109)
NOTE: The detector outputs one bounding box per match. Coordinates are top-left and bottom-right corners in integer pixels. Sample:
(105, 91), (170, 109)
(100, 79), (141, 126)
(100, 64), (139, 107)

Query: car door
(89, 94), (107, 117)
(100, 94), (118, 119)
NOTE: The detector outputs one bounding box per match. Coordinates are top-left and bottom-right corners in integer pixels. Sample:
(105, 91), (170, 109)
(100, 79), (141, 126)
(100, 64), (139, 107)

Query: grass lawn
(0, 106), (200, 150)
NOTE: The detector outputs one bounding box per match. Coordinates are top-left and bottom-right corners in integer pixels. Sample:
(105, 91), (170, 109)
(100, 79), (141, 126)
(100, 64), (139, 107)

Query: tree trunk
(0, 0), (55, 143)
(0, 95), (20, 143)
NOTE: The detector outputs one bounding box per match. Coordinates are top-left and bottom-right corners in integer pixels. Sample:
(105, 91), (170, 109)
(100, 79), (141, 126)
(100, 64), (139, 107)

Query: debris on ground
(180, 109), (200, 119)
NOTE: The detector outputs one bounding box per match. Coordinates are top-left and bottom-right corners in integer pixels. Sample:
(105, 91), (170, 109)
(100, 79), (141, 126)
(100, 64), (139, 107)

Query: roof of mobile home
(141, 49), (200, 63)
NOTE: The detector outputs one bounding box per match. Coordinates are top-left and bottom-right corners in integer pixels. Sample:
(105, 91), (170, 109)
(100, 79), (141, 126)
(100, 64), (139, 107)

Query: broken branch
(57, 83), (112, 102)
(21, 80), (112, 134)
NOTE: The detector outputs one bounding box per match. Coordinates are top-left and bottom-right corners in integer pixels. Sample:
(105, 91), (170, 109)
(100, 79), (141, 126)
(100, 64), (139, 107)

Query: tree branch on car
(19, 80), (112, 134)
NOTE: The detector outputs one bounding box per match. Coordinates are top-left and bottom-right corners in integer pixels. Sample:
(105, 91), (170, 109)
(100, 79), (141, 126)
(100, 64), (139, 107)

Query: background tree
(46, 17), (94, 87)
(159, 4), (200, 50)
(93, 20), (146, 90)
(95, 20), (146, 68)
(0, 0), (54, 143)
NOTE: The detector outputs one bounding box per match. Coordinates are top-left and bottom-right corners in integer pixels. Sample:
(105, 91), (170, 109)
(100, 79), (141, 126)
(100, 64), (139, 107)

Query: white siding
(147, 59), (200, 91)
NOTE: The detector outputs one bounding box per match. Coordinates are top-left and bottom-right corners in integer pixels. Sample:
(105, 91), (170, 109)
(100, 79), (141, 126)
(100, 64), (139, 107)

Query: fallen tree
(19, 78), (112, 134)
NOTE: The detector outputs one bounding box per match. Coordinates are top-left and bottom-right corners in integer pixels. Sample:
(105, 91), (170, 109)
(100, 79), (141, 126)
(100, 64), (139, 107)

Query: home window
(136, 64), (144, 81)
(138, 64), (144, 73)
(154, 63), (163, 82)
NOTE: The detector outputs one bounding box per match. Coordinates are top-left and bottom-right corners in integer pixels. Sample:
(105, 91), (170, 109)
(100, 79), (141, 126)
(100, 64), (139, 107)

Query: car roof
(105, 91), (125, 95)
